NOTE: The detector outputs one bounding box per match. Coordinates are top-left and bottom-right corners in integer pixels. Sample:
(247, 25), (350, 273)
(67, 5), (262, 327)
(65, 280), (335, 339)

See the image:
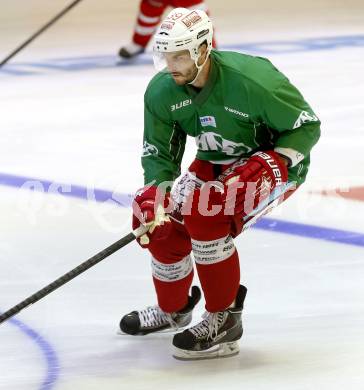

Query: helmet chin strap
(188, 49), (211, 85)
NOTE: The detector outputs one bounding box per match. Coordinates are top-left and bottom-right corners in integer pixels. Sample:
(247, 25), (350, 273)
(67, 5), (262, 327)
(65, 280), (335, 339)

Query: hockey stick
(0, 226), (147, 325)
(0, 184), (293, 326)
(0, 0), (84, 68)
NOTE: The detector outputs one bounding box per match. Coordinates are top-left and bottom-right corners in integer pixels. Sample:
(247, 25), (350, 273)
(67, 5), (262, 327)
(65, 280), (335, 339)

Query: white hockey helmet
(152, 8), (213, 72)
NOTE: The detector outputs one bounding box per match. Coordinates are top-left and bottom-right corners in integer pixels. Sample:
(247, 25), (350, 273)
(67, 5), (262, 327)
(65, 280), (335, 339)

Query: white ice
(1, 1), (364, 389)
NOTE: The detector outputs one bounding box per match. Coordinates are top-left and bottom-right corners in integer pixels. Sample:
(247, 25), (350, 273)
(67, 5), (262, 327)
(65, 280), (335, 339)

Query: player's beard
(170, 65), (198, 85)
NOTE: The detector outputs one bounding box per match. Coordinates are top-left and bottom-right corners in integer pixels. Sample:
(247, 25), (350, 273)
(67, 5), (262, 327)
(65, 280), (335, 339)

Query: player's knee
(184, 211), (231, 241)
(147, 221), (192, 262)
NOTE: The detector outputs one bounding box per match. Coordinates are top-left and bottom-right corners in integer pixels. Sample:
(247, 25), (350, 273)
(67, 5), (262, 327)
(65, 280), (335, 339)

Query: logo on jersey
(195, 132), (252, 156)
(224, 106), (249, 118)
(142, 141), (159, 157)
(181, 11), (202, 28)
(171, 99), (192, 111)
(293, 110), (318, 129)
(200, 116), (216, 128)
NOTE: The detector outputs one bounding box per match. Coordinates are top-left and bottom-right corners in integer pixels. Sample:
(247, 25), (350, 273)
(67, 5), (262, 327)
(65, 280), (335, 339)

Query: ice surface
(1, 1), (364, 389)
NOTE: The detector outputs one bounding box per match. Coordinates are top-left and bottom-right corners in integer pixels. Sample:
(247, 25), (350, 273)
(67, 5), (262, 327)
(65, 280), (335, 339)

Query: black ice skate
(118, 43), (145, 59)
(172, 285), (247, 360)
(119, 286), (201, 335)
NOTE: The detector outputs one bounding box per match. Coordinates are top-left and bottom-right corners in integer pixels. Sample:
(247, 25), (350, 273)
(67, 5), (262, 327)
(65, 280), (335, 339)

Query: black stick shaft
(0, 232), (136, 325)
(0, 0), (84, 67)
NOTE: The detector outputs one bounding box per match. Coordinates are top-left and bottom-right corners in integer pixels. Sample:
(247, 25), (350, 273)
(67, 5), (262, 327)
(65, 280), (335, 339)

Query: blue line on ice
(1, 172), (363, 248)
(1, 34), (363, 76)
(2, 315), (60, 390)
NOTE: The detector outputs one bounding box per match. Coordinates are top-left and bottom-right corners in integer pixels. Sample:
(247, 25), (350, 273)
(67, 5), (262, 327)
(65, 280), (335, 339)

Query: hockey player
(119, 0), (216, 59)
(119, 8), (320, 360)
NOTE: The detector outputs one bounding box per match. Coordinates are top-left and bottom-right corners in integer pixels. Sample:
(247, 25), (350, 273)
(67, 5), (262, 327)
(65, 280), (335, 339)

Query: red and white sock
(191, 234), (240, 312)
(147, 220), (194, 313)
(152, 255), (194, 312)
(183, 187), (240, 312)
(132, 0), (167, 48)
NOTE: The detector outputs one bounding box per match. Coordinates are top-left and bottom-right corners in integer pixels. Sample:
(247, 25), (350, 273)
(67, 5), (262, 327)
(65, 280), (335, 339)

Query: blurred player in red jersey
(119, 0), (216, 58)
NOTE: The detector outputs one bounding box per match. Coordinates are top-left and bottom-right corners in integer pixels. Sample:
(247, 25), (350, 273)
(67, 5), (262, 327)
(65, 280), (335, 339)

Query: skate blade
(116, 327), (183, 336)
(173, 341), (239, 361)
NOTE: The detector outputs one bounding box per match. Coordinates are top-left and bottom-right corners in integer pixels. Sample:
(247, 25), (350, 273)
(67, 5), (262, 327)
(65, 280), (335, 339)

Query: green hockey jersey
(142, 50), (320, 186)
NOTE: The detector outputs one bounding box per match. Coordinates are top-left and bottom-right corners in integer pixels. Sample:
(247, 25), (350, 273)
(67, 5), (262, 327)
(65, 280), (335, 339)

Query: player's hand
(221, 151), (288, 218)
(132, 185), (172, 247)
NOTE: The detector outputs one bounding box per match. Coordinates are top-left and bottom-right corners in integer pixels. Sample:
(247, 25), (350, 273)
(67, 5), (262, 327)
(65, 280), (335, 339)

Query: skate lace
(190, 311), (227, 340)
(139, 306), (177, 329)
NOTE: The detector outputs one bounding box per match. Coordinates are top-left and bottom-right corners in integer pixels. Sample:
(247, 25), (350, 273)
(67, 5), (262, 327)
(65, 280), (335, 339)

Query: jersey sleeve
(258, 78), (321, 167)
(142, 100), (186, 186)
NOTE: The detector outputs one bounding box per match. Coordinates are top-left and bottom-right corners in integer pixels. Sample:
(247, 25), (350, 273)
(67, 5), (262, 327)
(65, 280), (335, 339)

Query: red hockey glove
(132, 185), (172, 248)
(221, 151), (288, 218)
